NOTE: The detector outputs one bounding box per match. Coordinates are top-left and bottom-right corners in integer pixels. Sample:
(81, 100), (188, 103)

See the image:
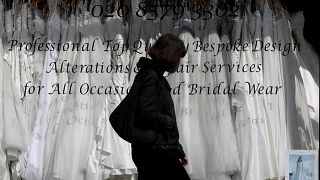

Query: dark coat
(133, 57), (185, 159)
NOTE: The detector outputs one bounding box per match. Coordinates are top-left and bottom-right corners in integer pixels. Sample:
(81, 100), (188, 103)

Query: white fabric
(85, 9), (136, 179)
(97, 12), (136, 179)
(261, 3), (288, 178)
(49, 10), (94, 180)
(230, 12), (278, 180)
(43, 18), (69, 179)
(1, 42), (29, 180)
(277, 11), (316, 151)
(200, 17), (240, 180)
(1, 5), (29, 179)
(24, 3), (61, 179)
(290, 11), (319, 149)
(169, 16), (207, 180)
(0, 5), (11, 179)
(44, 13), (80, 180)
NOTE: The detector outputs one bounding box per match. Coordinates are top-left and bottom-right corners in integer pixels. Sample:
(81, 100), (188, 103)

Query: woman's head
(148, 34), (187, 73)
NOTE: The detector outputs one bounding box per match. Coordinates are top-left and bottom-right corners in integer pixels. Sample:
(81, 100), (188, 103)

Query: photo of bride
(288, 152), (318, 180)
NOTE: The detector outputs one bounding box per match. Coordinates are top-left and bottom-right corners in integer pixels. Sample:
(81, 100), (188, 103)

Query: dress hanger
(74, 0), (80, 6)
(32, 0), (48, 15)
(233, 0), (240, 14)
(31, 0), (37, 8)
(15, 0), (22, 13)
(73, 0), (78, 15)
(270, 0), (277, 15)
(66, 1), (71, 17)
(58, 0), (65, 19)
(86, 0), (91, 11)
(5, 0), (13, 10)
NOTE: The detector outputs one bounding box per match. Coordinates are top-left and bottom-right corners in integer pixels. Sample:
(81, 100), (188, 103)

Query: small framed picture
(286, 150), (318, 180)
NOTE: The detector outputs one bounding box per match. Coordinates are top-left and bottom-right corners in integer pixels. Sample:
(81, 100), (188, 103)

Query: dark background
(282, 0), (320, 55)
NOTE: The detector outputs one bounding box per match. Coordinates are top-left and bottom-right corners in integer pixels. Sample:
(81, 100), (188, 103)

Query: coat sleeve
(137, 70), (175, 132)
(177, 143), (186, 158)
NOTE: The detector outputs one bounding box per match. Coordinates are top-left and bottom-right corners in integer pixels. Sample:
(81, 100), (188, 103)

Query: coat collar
(137, 57), (166, 75)
(137, 57), (172, 90)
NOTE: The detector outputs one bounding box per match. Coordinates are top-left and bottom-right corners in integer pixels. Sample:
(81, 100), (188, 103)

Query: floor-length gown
(261, 3), (288, 179)
(1, 5), (29, 177)
(1, 52), (29, 180)
(55, 6), (95, 179)
(229, 16), (245, 180)
(85, 22), (114, 179)
(19, 3), (38, 137)
(290, 11), (319, 149)
(231, 11), (278, 179)
(2, 3), (29, 179)
(98, 4), (137, 178)
(44, 12), (80, 180)
(276, 11), (316, 150)
(186, 15), (206, 180)
(273, 12), (312, 178)
(82, 1), (136, 178)
(0, 61), (11, 180)
(200, 15), (240, 180)
(43, 14), (70, 179)
(85, 2), (112, 179)
(166, 11), (206, 180)
(16, 4), (39, 178)
(24, 1), (61, 179)
(0, 3), (11, 179)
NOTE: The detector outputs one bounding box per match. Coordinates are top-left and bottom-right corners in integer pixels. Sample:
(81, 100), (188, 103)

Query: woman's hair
(148, 34), (187, 73)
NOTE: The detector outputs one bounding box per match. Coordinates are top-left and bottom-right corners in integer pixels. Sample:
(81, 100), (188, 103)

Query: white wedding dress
(261, 3), (290, 178)
(19, 3), (38, 137)
(86, 1), (136, 179)
(166, 12), (207, 180)
(2, 3), (29, 179)
(277, 11), (316, 151)
(199, 13), (240, 180)
(290, 11), (319, 150)
(230, 10), (278, 179)
(43, 11), (80, 180)
(24, 1), (61, 179)
(1, 51), (29, 180)
(43, 13), (70, 179)
(261, 3), (288, 180)
(0, 4), (11, 179)
(52, 7), (95, 180)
